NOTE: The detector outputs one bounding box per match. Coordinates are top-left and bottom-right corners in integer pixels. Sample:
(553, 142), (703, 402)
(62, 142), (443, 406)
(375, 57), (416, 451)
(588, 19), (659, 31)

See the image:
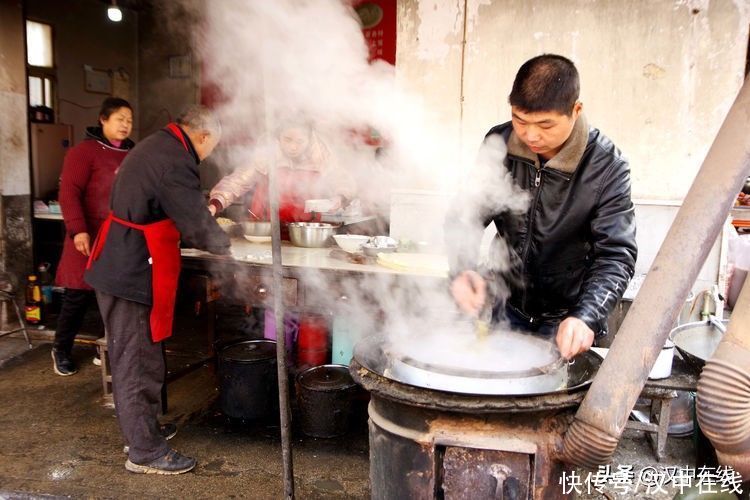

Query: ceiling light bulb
(107, 5), (122, 22)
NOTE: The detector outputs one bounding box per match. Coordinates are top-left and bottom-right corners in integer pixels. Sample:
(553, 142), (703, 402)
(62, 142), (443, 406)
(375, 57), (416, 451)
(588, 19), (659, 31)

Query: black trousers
(53, 289), (97, 354)
(95, 290), (169, 464)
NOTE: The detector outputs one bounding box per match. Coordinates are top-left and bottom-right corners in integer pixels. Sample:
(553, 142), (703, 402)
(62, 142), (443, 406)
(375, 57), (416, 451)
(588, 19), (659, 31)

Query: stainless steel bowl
(288, 222), (336, 248)
(242, 221), (272, 237)
(362, 244), (397, 257)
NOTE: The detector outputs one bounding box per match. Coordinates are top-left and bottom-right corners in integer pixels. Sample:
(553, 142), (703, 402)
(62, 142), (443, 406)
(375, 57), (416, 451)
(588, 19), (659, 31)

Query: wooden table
(178, 239), (449, 369)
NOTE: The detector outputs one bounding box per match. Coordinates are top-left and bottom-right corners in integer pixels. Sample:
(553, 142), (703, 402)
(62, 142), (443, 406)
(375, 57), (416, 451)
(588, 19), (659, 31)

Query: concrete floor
(0, 307), (709, 500)
(0, 340), (370, 499)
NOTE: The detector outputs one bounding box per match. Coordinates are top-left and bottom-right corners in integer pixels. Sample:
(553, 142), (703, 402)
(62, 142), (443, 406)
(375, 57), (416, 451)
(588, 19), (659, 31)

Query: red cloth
(88, 214), (181, 342)
(56, 139), (129, 289)
(249, 168), (322, 223)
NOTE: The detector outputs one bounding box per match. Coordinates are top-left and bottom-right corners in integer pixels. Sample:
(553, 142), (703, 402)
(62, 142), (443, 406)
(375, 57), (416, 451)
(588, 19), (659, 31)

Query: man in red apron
(85, 106), (230, 475)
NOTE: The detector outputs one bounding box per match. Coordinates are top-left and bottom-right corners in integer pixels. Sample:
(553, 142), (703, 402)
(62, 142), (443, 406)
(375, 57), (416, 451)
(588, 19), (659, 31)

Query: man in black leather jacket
(447, 54), (637, 359)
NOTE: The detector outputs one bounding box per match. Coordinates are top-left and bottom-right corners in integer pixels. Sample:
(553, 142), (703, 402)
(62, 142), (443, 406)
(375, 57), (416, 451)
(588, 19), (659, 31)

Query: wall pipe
(697, 279), (750, 478)
(562, 77), (750, 469)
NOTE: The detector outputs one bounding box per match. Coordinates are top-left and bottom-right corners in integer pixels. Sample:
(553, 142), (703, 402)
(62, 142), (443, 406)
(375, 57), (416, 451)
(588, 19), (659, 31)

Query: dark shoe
(123, 423), (178, 454)
(51, 349), (78, 376)
(160, 423), (178, 440)
(125, 449), (196, 475)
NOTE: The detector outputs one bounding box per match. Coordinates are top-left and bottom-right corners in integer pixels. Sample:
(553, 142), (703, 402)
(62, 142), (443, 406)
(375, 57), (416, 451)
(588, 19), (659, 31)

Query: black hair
(99, 97), (132, 121)
(274, 119), (313, 138)
(508, 54), (580, 115)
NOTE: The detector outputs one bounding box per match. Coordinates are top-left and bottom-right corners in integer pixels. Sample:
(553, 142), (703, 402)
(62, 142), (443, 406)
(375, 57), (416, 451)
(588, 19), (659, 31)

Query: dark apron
(87, 123), (188, 342)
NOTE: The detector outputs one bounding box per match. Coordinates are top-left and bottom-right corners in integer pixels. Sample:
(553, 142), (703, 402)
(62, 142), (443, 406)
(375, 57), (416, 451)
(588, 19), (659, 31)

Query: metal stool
(0, 290), (32, 349)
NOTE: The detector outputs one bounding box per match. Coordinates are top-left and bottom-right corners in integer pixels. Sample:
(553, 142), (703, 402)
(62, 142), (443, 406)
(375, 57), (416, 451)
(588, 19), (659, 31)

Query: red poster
(352, 0), (396, 65)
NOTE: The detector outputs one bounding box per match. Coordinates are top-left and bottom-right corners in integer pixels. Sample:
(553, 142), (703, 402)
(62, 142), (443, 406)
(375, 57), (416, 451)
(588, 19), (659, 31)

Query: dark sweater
(85, 126), (230, 305)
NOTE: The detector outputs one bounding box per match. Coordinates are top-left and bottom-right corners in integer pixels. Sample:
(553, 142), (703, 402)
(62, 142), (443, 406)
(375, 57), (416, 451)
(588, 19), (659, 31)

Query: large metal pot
(355, 328), (598, 396)
(389, 353), (567, 395)
(287, 222), (336, 248)
(296, 364), (357, 438)
(217, 339), (278, 420)
(669, 319), (728, 372)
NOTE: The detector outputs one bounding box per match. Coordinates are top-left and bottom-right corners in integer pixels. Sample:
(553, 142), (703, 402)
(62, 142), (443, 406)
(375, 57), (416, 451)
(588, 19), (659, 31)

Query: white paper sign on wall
(83, 65), (111, 94)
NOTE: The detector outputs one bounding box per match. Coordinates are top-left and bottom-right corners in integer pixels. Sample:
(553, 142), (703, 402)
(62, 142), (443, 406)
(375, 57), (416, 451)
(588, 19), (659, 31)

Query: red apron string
(165, 123), (189, 152)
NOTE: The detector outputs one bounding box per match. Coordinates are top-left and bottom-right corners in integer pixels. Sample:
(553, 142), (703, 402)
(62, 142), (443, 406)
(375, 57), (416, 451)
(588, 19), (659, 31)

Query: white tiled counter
(180, 238), (449, 311)
(182, 238), (448, 278)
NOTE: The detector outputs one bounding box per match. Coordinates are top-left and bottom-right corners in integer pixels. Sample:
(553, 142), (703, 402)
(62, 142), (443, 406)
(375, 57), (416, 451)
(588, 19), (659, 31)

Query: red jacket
(55, 127), (134, 290)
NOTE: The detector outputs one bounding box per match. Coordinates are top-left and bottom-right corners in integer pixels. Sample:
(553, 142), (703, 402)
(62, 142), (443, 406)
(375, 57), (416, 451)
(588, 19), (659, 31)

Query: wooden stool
(625, 387), (678, 461)
(95, 336), (113, 407)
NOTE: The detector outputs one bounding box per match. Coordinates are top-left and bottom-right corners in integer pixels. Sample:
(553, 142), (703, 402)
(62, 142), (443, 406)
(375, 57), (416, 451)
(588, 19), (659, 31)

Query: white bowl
(333, 234), (370, 253)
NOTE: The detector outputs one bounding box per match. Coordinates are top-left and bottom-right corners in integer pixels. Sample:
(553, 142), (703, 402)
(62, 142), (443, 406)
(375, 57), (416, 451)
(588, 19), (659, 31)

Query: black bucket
(218, 339), (278, 420)
(296, 364), (356, 438)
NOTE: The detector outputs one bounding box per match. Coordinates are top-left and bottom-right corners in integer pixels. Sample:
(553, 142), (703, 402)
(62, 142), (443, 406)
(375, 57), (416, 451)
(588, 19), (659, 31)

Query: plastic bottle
(24, 274), (43, 325)
(37, 262), (53, 305)
(296, 313), (330, 369)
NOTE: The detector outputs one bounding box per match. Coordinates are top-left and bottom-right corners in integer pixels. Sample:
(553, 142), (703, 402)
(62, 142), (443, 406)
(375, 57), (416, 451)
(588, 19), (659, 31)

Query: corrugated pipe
(697, 279), (750, 478)
(562, 77), (750, 468)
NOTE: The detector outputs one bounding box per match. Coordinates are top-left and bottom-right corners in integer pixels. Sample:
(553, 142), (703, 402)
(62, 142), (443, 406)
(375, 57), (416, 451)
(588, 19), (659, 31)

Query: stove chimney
(562, 77), (750, 468)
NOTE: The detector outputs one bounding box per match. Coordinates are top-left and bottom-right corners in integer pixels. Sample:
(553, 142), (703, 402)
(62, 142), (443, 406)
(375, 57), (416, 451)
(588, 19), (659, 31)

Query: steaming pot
(355, 328), (597, 396)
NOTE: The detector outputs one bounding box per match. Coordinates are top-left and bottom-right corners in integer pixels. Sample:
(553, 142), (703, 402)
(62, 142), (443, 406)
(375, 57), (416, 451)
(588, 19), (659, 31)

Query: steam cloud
(191, 0), (532, 360)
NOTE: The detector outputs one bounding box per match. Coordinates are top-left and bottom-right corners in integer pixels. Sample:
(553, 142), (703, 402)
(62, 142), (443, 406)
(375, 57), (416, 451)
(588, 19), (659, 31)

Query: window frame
(25, 19), (54, 69)
(25, 18), (57, 114)
(27, 71), (56, 109)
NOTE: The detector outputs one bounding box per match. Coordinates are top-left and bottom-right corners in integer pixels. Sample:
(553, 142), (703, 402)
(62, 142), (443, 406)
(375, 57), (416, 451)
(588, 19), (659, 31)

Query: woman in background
(52, 97), (134, 376)
(208, 120), (355, 221)
(208, 120), (356, 362)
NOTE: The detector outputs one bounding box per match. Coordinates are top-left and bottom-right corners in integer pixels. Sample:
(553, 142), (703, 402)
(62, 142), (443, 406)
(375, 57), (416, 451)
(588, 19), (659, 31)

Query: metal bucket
(218, 340), (278, 420)
(296, 364), (357, 438)
(604, 291), (696, 347)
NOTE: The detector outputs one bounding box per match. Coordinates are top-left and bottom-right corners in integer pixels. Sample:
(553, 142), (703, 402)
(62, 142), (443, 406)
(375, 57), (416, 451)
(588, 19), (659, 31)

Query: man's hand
(450, 270), (486, 317)
(208, 204), (217, 216)
(73, 232), (91, 256)
(556, 317), (595, 359)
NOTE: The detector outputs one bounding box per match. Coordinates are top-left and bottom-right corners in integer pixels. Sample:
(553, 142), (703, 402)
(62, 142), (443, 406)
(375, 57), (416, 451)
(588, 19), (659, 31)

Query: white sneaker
(93, 353), (102, 366)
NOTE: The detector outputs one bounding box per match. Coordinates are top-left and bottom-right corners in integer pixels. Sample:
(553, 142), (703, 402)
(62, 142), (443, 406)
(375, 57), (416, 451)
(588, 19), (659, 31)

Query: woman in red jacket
(52, 97), (134, 376)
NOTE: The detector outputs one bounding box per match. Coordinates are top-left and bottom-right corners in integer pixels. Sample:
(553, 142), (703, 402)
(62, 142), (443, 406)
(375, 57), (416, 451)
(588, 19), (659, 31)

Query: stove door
(440, 446), (531, 500)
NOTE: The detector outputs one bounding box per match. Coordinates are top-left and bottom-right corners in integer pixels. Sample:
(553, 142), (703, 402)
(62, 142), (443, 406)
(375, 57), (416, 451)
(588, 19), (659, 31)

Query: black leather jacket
(447, 116), (637, 335)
